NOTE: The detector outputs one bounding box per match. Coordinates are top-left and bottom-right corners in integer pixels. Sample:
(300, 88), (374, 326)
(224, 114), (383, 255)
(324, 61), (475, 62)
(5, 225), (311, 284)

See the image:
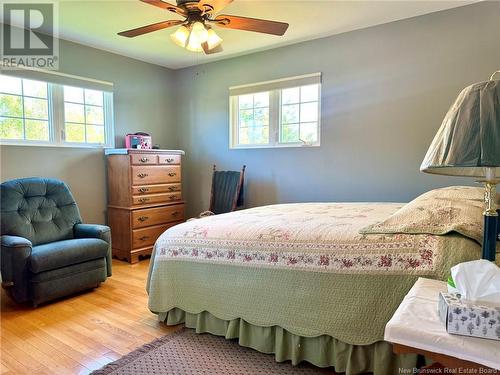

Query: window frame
(0, 76), (114, 148)
(229, 74), (321, 149)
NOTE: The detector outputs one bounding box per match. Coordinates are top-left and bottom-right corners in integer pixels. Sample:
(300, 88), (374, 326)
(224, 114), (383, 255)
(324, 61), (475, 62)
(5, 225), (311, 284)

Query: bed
(146, 186), (497, 374)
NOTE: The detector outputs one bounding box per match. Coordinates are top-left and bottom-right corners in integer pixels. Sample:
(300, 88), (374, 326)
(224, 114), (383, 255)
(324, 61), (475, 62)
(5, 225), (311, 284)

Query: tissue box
(438, 292), (500, 341)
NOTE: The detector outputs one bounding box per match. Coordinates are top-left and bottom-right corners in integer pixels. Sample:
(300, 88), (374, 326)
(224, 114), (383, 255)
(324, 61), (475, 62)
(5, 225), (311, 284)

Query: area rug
(92, 328), (333, 374)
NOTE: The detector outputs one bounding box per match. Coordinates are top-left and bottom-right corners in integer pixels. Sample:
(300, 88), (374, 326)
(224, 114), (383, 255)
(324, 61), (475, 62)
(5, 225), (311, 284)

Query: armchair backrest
(1, 177), (82, 245)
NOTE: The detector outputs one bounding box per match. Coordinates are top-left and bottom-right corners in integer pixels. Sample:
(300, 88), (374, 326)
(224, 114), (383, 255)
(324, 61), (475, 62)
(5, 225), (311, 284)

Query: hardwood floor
(0, 259), (179, 375)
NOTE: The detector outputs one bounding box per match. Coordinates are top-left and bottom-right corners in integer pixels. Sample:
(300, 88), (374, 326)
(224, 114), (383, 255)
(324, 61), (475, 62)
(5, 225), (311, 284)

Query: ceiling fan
(118, 0), (289, 54)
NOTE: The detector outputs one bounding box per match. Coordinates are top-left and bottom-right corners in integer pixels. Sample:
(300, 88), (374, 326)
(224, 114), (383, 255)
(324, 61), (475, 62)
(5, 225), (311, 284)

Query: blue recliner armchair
(1, 177), (112, 306)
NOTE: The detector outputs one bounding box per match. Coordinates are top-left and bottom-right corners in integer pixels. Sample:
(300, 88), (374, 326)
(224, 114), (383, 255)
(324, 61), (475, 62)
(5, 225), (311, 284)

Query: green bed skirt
(159, 308), (424, 375)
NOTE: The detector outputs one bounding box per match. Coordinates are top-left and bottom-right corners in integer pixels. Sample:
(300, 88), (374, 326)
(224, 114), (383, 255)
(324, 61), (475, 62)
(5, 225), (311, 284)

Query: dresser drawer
(132, 192), (181, 206)
(132, 204), (184, 228)
(158, 154), (181, 165)
(131, 166), (181, 185)
(132, 223), (177, 249)
(132, 183), (181, 195)
(131, 153), (157, 165)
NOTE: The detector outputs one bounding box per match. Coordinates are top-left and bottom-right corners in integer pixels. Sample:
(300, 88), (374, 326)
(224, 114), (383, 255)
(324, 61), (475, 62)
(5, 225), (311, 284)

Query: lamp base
(481, 181), (498, 262)
(482, 215), (497, 261)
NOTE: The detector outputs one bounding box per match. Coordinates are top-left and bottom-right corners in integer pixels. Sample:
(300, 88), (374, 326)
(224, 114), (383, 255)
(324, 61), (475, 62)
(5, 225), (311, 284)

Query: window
(0, 74), (114, 147)
(280, 85), (319, 144)
(0, 76), (50, 141)
(237, 92), (270, 145)
(230, 73), (321, 148)
(64, 86), (106, 144)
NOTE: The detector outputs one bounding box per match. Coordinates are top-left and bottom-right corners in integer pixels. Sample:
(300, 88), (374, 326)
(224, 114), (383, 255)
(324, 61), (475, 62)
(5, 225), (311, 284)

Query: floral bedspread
(154, 203), (441, 275)
(148, 203), (481, 344)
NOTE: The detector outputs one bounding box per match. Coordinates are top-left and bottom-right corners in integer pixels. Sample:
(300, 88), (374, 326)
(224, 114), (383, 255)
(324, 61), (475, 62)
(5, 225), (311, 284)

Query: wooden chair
(199, 165), (246, 217)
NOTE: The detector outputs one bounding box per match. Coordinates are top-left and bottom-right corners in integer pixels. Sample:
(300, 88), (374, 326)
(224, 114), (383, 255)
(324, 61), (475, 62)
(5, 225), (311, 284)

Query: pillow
(360, 186), (487, 244)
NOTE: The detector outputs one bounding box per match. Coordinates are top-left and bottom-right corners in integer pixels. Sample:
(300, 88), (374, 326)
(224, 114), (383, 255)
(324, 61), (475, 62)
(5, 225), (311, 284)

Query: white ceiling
(33, 1), (477, 69)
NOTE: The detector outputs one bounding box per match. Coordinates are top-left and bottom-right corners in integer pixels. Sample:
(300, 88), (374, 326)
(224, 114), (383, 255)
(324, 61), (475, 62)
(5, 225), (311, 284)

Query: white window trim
(229, 73), (321, 149)
(0, 73), (114, 149)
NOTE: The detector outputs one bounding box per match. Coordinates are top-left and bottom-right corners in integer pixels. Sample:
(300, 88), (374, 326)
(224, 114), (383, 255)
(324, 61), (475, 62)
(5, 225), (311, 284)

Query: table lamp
(420, 71), (500, 261)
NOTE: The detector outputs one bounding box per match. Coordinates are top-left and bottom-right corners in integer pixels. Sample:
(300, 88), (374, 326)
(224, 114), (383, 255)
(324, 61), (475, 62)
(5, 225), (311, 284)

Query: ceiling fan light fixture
(189, 21), (209, 45)
(170, 25), (190, 47)
(206, 28), (222, 50)
(118, 0), (289, 55)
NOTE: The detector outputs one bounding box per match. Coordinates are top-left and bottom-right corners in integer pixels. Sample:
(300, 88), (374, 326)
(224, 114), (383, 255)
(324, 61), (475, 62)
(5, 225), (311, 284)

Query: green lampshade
(421, 79), (500, 178)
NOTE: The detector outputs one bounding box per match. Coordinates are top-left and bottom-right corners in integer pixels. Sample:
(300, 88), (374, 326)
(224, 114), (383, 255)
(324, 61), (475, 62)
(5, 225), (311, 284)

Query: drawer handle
(165, 158), (174, 163)
(168, 172), (176, 177)
(172, 211), (180, 216)
(139, 157), (149, 163)
(168, 186), (176, 191)
(139, 236), (149, 241)
(138, 197), (150, 203)
(138, 187), (149, 193)
(137, 173), (149, 178)
(169, 195), (177, 200)
(137, 216), (149, 222)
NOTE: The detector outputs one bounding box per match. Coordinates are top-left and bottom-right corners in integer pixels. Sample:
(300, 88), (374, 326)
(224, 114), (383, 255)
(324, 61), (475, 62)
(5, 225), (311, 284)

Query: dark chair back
(1, 177), (82, 245)
(209, 165), (245, 215)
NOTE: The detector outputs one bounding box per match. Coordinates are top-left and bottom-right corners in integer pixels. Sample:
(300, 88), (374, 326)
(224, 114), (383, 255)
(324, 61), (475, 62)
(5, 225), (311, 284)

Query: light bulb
(189, 22), (208, 45)
(170, 25), (190, 47)
(206, 29), (222, 50)
(186, 36), (203, 52)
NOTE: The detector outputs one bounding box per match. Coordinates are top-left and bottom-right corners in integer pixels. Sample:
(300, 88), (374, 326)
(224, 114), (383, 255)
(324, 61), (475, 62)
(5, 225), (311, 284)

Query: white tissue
(451, 259), (500, 304)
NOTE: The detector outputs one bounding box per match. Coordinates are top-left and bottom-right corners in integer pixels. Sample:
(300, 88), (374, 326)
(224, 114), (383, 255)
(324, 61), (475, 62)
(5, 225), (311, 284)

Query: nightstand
(385, 277), (500, 371)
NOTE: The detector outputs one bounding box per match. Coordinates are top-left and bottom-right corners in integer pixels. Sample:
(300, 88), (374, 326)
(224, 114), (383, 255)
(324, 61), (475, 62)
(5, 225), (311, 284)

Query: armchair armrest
(1, 235), (32, 303)
(1, 235), (32, 249)
(74, 224), (112, 277)
(74, 224), (110, 241)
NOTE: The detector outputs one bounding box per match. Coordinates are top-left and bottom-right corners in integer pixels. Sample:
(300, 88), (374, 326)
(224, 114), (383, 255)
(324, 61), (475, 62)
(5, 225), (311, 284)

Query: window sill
(230, 142), (320, 150)
(0, 141), (114, 149)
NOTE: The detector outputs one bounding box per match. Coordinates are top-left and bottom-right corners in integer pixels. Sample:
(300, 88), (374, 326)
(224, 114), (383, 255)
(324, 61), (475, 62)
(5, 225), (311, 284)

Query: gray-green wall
(174, 2), (500, 216)
(0, 38), (177, 223)
(2, 2), (499, 223)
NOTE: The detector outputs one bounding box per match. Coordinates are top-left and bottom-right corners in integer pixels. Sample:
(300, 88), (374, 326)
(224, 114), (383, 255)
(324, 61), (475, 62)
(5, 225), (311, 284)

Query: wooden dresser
(105, 149), (185, 263)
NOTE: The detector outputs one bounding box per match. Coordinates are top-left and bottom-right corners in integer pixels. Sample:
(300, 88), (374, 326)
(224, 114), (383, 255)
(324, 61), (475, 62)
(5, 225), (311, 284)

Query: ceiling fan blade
(197, 0), (233, 15)
(140, 0), (187, 17)
(118, 20), (183, 38)
(202, 42), (223, 55)
(213, 15), (289, 36)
